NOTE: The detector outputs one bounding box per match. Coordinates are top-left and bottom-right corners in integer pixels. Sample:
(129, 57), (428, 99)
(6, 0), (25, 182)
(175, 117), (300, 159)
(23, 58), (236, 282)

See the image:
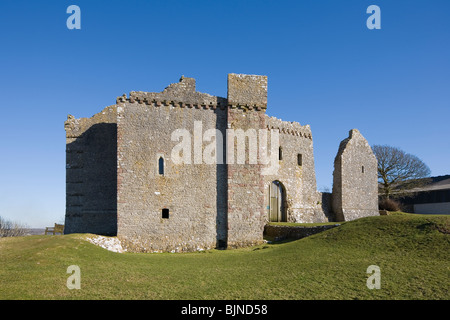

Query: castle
(64, 73), (379, 252)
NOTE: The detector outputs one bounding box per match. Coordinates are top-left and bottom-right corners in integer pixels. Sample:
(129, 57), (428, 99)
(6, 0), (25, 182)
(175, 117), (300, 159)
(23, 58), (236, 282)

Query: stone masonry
(64, 106), (117, 236)
(64, 73), (379, 252)
(332, 129), (379, 221)
(226, 74), (267, 248)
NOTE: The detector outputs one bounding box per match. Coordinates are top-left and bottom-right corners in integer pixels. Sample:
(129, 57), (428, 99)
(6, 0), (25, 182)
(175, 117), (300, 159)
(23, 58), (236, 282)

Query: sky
(0, 0), (449, 228)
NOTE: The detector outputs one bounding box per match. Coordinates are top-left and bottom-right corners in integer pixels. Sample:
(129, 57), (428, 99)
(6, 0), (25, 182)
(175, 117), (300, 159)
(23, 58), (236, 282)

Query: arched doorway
(269, 181), (287, 222)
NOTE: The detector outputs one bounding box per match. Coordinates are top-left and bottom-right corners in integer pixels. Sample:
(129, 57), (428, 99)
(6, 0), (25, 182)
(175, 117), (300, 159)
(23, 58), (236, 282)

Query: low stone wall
(264, 224), (341, 241)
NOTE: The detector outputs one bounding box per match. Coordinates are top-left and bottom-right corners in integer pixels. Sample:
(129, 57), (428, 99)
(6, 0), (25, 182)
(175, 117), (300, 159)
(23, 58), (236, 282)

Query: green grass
(0, 214), (448, 300)
(268, 221), (345, 227)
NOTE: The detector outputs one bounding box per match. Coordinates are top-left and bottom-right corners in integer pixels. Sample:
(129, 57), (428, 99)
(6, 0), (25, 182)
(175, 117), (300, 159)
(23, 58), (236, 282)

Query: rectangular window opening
(297, 154), (303, 166)
(162, 208), (169, 219)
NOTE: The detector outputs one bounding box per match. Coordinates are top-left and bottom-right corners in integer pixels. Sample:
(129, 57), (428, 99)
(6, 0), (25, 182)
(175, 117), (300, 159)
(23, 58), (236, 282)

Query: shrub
(378, 198), (401, 212)
(0, 216), (27, 237)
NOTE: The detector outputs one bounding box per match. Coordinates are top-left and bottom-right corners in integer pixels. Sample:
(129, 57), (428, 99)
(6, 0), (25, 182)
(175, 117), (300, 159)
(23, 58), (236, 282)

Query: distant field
(0, 214), (448, 300)
(24, 228), (46, 236)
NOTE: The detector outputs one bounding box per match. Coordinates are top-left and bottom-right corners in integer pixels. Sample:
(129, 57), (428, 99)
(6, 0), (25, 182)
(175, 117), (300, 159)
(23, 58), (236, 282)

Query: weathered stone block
(227, 73), (267, 108)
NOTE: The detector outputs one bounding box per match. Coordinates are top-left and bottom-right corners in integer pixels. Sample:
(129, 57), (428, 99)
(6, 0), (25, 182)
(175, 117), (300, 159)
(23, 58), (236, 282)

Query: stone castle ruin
(64, 73), (378, 252)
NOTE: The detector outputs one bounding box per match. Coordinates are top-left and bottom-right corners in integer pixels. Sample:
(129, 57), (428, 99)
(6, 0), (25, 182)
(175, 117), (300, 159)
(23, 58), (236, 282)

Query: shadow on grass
(263, 235), (299, 246)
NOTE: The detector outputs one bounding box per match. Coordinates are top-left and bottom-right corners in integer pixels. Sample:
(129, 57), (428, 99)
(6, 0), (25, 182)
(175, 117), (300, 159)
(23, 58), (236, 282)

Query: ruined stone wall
(332, 129), (379, 221)
(64, 106), (117, 235)
(263, 116), (332, 223)
(116, 77), (228, 252)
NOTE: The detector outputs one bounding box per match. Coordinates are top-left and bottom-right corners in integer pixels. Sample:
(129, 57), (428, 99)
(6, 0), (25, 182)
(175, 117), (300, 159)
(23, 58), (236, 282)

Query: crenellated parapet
(116, 93), (228, 110)
(116, 74), (269, 112)
(265, 116), (312, 140)
(116, 76), (228, 110)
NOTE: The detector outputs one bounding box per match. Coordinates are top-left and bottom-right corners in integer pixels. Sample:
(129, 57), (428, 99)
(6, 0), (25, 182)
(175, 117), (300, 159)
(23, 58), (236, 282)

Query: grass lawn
(0, 214), (448, 300)
(267, 221), (345, 227)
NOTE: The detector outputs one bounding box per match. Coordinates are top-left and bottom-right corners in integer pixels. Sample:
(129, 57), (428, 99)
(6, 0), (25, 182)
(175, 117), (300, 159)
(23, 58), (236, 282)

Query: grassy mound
(0, 214), (448, 300)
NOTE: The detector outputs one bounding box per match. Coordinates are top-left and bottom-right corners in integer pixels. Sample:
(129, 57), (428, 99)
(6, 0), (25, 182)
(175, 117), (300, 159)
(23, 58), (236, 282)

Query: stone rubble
(87, 235), (126, 253)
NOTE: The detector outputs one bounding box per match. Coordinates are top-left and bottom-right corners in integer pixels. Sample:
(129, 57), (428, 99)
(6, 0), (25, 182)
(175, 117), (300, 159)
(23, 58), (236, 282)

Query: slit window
(162, 208), (169, 219)
(279, 147), (283, 161)
(297, 154), (303, 166)
(158, 157), (164, 175)
(362, 165), (365, 173)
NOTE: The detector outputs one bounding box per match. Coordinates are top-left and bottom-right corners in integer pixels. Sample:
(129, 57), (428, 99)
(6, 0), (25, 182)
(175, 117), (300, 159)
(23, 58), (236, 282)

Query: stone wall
(64, 105), (117, 235)
(332, 129), (379, 221)
(263, 116), (332, 223)
(116, 77), (228, 252)
(227, 73), (267, 109)
(226, 74), (267, 248)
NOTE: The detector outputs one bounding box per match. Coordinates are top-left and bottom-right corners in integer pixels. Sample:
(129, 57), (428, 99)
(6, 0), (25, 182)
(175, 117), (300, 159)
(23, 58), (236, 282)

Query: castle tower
(226, 74), (268, 248)
(115, 76), (228, 252)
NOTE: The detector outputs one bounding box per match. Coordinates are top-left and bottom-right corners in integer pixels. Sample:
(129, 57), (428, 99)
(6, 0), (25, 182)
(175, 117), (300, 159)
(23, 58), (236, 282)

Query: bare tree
(0, 216), (27, 237)
(372, 145), (431, 199)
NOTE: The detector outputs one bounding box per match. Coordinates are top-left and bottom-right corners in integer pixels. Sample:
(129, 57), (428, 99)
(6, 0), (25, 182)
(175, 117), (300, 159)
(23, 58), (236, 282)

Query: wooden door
(269, 181), (285, 222)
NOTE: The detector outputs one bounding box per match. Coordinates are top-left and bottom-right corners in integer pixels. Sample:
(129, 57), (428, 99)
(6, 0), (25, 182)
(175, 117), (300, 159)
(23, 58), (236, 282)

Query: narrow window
(279, 147), (283, 161)
(362, 165), (365, 173)
(158, 157), (164, 175)
(297, 154), (303, 166)
(162, 208), (169, 219)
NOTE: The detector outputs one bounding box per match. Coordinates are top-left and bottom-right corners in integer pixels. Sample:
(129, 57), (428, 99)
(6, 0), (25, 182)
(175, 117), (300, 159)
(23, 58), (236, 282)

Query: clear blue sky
(1, 0), (449, 227)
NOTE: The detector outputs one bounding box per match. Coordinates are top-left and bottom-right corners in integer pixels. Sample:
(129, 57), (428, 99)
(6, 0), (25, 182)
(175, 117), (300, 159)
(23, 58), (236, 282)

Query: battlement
(116, 75), (227, 109)
(116, 74), (268, 111)
(265, 116), (312, 140)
